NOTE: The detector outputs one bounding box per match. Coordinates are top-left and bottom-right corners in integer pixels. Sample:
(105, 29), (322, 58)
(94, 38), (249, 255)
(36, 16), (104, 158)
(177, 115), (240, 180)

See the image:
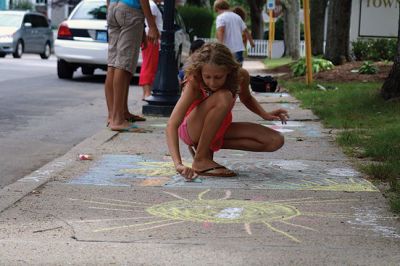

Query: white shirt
(145, 0), (163, 34)
(215, 11), (246, 53)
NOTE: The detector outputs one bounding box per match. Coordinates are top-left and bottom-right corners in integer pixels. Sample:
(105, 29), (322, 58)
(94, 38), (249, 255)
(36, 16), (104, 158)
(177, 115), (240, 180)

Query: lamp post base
(142, 104), (175, 117)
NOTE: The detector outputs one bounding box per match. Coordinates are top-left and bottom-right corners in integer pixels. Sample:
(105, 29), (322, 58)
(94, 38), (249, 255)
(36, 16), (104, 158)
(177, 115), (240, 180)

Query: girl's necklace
(204, 87), (213, 96)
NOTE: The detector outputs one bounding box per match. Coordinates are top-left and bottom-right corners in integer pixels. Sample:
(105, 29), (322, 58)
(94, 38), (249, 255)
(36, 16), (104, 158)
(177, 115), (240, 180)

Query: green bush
(275, 18), (284, 40)
(12, 0), (33, 10)
(352, 39), (371, 61)
(177, 5), (214, 40)
(291, 57), (334, 77)
(351, 38), (397, 61)
(370, 38), (397, 61)
(265, 17), (284, 40)
(359, 61), (378, 75)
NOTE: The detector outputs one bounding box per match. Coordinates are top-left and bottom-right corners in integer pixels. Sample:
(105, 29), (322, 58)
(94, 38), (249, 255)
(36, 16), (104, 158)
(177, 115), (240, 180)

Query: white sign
(267, 0), (275, 10)
(358, 0), (399, 38)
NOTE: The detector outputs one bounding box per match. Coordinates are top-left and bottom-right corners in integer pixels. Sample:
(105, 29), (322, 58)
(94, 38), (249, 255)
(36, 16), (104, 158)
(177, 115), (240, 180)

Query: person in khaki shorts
(105, 0), (159, 132)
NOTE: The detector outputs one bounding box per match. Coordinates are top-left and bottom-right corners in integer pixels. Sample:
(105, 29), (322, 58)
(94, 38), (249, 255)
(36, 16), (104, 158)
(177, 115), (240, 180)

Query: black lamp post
(142, 0), (180, 117)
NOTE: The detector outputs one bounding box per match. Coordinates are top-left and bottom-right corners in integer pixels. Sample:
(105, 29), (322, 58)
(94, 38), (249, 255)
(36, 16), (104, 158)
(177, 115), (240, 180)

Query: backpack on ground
(250, 75), (278, 92)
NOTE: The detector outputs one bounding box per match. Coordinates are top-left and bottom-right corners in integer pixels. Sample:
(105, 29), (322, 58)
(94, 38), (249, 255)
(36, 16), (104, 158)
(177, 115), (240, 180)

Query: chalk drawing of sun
(283, 178), (378, 192)
(70, 190), (358, 243)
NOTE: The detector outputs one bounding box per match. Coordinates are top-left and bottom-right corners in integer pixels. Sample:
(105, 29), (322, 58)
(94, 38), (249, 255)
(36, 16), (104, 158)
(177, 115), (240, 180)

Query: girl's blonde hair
(184, 42), (241, 96)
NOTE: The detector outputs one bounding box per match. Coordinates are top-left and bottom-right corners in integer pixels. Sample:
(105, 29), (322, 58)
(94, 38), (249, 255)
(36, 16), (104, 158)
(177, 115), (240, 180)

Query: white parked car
(54, 0), (191, 79)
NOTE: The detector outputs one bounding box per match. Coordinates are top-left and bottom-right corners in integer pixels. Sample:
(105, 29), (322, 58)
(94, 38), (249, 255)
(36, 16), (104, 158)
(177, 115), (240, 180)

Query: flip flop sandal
(110, 124), (152, 133)
(195, 166), (237, 177)
(126, 115), (146, 122)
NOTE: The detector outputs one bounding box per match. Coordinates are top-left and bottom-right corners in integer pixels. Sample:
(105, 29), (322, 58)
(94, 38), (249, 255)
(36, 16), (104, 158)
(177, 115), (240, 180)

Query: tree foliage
(186, 0), (211, 8)
(11, 0), (33, 10)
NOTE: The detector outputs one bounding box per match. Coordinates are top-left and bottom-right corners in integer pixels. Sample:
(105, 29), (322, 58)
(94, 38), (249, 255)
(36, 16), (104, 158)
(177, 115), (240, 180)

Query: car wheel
(0, 53), (6, 58)
(40, 42), (51, 59)
(57, 59), (74, 79)
(13, 40), (23, 58)
(81, 66), (94, 75)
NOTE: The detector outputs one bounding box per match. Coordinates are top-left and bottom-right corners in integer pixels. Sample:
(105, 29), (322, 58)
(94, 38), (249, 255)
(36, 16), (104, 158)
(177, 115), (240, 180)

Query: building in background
(46, 0), (81, 28)
(0, 0), (8, 9)
(350, 0), (399, 41)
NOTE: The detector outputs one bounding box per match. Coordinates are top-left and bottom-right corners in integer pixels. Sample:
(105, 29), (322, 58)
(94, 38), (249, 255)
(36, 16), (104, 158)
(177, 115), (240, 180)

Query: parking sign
(267, 0), (275, 10)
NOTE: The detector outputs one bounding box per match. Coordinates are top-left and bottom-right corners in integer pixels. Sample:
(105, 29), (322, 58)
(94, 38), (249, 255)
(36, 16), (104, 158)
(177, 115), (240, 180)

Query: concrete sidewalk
(0, 59), (399, 265)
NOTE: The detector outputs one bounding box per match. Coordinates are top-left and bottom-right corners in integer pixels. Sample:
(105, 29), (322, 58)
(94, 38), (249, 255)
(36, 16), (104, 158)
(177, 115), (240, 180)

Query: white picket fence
(196, 37), (306, 58)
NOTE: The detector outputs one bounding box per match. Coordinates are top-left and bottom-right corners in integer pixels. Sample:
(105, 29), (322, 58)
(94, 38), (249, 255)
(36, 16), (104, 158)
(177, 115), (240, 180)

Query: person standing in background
(139, 0), (163, 101)
(105, 0), (159, 132)
(232, 6), (255, 52)
(178, 39), (205, 85)
(213, 0), (253, 65)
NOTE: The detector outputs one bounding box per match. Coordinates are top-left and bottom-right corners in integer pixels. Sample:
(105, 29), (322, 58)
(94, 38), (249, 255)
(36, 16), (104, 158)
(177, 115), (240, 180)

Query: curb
(0, 129), (118, 214)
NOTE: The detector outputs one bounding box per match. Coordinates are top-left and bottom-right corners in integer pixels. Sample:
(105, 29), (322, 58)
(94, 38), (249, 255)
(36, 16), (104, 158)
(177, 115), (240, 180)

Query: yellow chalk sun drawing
(70, 190), (359, 243)
(117, 160), (377, 192)
(147, 199), (299, 224)
(289, 178), (378, 192)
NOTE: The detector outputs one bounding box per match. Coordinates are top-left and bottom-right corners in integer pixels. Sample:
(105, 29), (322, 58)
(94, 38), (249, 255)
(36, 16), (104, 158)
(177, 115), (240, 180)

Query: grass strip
(283, 81), (400, 212)
(264, 57), (294, 70)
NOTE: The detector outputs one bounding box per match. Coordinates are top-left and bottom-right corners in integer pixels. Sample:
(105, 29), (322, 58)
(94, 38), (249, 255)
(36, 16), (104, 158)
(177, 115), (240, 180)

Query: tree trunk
(324, 0), (352, 65)
(281, 0), (300, 60)
(381, 8), (400, 100)
(310, 0), (328, 56)
(247, 0), (264, 39)
(283, 10), (289, 56)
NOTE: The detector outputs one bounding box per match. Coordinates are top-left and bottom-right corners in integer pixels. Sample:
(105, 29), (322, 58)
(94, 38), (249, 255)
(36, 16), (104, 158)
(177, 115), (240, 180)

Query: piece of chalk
(186, 177), (202, 183)
(78, 154), (92, 160)
(192, 177), (202, 183)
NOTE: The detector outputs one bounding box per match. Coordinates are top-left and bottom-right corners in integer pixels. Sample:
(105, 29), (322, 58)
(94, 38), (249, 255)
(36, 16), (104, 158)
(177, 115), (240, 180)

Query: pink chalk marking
(203, 221), (213, 229)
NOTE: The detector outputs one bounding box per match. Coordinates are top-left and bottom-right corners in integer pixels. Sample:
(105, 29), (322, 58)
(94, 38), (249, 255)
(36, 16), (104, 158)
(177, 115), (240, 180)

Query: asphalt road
(0, 54), (123, 188)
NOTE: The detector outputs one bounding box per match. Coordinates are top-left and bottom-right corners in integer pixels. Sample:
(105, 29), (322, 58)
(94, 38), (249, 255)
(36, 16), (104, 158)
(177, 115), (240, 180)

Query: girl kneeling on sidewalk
(166, 42), (289, 181)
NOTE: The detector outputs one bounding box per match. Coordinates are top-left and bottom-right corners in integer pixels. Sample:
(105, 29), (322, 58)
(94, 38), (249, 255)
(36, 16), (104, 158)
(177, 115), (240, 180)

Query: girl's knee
(272, 133), (285, 151)
(212, 90), (233, 108)
(263, 133), (284, 152)
(276, 134), (285, 150)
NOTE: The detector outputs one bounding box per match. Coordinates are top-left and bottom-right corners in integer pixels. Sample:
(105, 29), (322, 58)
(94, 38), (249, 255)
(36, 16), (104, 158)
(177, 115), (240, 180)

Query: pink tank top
(184, 82), (235, 152)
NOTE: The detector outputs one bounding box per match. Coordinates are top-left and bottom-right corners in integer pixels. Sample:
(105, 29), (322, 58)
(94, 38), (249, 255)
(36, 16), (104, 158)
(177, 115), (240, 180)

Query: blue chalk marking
(69, 154), (161, 187)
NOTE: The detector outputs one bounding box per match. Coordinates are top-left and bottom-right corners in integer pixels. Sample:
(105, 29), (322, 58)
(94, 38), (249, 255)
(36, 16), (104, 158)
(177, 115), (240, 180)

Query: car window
(36, 15), (49, 27)
(23, 14), (32, 24)
(0, 13), (24, 27)
(71, 1), (107, 20)
(30, 14), (47, 28)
